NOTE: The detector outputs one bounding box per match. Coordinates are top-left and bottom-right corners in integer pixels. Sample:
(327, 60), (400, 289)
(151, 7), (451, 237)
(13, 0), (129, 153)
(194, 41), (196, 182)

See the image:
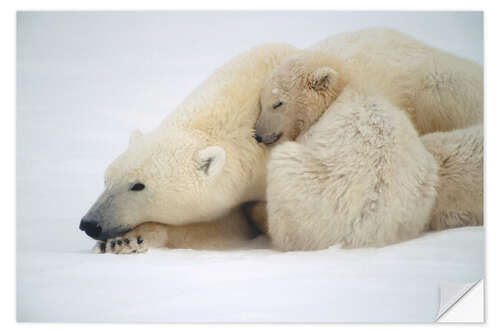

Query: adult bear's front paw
(93, 236), (148, 254)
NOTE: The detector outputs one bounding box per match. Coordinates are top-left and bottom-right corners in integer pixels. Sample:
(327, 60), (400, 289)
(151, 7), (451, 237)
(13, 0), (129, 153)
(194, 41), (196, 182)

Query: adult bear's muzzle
(79, 219), (103, 240)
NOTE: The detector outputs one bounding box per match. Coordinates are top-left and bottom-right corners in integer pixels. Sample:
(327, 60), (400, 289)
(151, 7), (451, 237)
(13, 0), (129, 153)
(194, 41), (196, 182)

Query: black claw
(117, 240), (122, 246)
(111, 241), (116, 249)
(124, 238), (130, 245)
(99, 242), (106, 253)
(137, 236), (143, 244)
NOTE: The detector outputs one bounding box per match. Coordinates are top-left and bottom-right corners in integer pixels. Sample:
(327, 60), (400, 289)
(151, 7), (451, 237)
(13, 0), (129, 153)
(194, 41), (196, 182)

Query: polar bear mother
(80, 28), (482, 253)
(80, 43), (298, 252)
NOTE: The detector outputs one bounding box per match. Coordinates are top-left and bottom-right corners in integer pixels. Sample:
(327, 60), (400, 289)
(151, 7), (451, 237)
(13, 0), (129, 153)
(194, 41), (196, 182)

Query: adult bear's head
(80, 43), (298, 240)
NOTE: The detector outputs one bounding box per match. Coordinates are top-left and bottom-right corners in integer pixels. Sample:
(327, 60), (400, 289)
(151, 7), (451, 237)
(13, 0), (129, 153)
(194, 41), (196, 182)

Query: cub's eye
(272, 101), (283, 109)
(130, 183), (145, 191)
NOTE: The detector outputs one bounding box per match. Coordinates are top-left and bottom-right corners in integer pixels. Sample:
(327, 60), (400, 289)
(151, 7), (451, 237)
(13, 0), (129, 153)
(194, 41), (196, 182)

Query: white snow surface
(16, 12), (484, 322)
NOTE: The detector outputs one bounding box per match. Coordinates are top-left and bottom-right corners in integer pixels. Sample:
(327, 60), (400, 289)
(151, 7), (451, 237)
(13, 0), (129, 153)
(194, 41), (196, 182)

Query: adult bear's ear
(129, 129), (143, 146)
(310, 67), (338, 91)
(196, 146), (226, 178)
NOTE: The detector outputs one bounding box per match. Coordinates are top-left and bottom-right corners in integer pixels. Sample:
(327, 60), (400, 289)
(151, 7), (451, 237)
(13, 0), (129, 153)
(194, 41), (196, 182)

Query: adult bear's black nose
(255, 134), (263, 143)
(79, 219), (102, 239)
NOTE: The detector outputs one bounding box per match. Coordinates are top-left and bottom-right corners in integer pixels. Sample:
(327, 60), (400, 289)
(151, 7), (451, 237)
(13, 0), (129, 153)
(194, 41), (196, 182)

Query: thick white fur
(421, 125), (483, 230)
(310, 28), (483, 134)
(265, 121), (483, 250)
(267, 88), (439, 250)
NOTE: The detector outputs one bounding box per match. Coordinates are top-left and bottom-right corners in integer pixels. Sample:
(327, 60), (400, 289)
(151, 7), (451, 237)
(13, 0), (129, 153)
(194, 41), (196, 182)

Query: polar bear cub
(255, 51), (349, 144)
(257, 51), (440, 250)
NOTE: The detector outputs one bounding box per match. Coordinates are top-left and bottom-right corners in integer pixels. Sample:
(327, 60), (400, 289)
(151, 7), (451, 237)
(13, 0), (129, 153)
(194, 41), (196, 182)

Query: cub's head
(80, 126), (241, 241)
(255, 51), (346, 145)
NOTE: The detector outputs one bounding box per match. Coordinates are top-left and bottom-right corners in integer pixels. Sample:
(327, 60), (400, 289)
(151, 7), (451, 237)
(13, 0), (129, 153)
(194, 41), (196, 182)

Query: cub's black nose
(79, 219), (102, 239)
(255, 134), (263, 143)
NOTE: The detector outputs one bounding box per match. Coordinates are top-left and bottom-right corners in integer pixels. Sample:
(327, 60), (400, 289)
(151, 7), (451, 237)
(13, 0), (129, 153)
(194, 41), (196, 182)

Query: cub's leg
(266, 142), (332, 251)
(421, 125), (483, 230)
(266, 93), (439, 251)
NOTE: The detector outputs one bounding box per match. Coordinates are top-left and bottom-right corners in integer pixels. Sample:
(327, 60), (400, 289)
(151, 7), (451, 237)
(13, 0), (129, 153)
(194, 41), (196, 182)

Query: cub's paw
(94, 236), (148, 254)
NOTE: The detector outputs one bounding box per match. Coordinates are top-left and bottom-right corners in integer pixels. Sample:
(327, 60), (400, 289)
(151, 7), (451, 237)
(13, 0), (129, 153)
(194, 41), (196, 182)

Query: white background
(6, 5), (491, 329)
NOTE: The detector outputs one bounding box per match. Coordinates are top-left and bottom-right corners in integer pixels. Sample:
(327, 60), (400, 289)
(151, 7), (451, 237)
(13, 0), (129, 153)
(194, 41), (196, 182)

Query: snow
(16, 12), (483, 322)
(17, 228), (483, 322)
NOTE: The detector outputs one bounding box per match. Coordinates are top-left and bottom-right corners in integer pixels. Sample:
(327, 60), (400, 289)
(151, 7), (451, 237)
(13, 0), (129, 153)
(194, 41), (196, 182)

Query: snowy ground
(18, 228), (483, 323)
(16, 12), (484, 322)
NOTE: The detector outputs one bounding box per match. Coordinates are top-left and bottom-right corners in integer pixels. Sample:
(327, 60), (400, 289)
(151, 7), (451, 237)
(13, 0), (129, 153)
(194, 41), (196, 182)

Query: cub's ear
(129, 129), (144, 146)
(196, 146), (226, 178)
(310, 67), (338, 91)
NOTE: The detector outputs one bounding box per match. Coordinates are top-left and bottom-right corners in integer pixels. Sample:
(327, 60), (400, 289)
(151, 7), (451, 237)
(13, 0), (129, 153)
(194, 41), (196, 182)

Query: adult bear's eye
(130, 183), (145, 191)
(272, 101), (283, 109)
